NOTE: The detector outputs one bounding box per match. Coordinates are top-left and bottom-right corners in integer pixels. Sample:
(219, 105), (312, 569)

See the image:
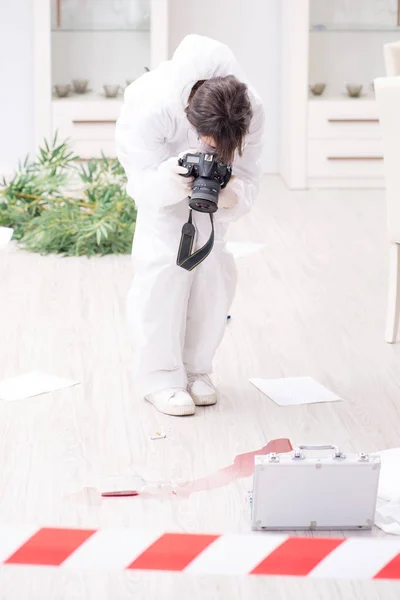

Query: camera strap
(176, 209), (214, 271)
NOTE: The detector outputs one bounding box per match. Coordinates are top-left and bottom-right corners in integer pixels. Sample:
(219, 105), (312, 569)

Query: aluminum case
(251, 445), (381, 531)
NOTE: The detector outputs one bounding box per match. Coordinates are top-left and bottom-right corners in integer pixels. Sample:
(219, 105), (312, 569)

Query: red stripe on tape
(127, 533), (220, 572)
(5, 527), (96, 566)
(374, 553), (400, 580)
(251, 537), (344, 576)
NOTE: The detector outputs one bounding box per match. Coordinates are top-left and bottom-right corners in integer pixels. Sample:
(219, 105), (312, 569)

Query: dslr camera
(178, 152), (232, 214)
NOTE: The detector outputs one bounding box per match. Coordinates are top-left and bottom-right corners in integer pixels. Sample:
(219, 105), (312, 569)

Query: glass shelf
(52, 28), (150, 32)
(310, 0), (400, 33)
(51, 0), (150, 32)
(310, 24), (400, 32)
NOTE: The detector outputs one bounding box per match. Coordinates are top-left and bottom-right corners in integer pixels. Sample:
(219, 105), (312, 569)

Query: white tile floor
(0, 176), (399, 597)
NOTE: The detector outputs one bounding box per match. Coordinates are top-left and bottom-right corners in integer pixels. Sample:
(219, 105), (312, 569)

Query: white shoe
(187, 374), (218, 406)
(145, 388), (195, 416)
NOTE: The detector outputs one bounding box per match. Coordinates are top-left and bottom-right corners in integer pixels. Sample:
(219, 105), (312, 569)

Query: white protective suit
(116, 35), (265, 398)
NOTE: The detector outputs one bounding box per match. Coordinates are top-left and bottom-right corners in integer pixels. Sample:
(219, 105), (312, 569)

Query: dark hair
(185, 75), (253, 164)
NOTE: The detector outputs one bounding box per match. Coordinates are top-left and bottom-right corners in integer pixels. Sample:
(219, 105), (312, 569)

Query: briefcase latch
(357, 452), (370, 462)
(293, 448), (305, 460)
(268, 453), (280, 463)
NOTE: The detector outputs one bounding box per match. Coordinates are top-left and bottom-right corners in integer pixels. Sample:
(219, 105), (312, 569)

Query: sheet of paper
(375, 498), (400, 535)
(374, 447), (400, 535)
(0, 227), (13, 249)
(226, 242), (265, 259)
(249, 376), (342, 406)
(0, 371), (79, 402)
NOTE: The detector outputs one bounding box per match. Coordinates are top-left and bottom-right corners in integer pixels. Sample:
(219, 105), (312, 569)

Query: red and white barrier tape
(1, 525), (400, 579)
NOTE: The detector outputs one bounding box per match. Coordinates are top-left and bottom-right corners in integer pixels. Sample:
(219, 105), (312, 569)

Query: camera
(178, 152), (232, 213)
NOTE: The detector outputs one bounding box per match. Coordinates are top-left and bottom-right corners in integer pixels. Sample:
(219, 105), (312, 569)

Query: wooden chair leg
(385, 243), (400, 343)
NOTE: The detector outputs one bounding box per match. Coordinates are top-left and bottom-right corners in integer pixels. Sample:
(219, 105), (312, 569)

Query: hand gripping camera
(178, 152), (232, 214)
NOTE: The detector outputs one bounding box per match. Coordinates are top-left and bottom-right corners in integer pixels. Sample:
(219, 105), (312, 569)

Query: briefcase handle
(294, 444), (343, 459)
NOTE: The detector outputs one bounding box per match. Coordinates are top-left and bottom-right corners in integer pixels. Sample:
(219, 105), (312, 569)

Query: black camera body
(178, 152), (232, 214)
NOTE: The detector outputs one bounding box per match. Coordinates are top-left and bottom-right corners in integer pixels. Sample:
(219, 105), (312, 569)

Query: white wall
(279, 0), (309, 189)
(0, 0), (35, 176)
(168, 0), (281, 174)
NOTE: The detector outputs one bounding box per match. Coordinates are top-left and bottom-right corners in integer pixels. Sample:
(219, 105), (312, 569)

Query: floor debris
(150, 431), (167, 440)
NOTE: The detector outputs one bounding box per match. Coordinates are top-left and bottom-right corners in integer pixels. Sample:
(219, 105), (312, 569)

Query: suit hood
(171, 35), (245, 106)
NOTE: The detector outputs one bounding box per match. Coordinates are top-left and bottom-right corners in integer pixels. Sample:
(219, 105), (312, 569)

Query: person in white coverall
(116, 35), (264, 417)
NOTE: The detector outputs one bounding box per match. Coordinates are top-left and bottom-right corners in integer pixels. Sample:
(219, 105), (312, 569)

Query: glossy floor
(0, 176), (399, 598)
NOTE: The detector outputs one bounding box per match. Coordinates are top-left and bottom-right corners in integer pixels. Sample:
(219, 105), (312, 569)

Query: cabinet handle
(327, 156), (383, 161)
(328, 119), (379, 123)
(72, 120), (117, 125)
(56, 0), (61, 27)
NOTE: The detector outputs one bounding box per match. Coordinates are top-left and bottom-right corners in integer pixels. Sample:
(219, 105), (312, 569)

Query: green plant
(0, 134), (136, 256)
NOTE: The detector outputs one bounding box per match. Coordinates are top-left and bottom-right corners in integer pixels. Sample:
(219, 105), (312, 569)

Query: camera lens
(189, 176), (220, 213)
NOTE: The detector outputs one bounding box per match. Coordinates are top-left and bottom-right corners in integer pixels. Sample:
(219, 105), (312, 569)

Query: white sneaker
(187, 374), (217, 406)
(145, 388), (195, 416)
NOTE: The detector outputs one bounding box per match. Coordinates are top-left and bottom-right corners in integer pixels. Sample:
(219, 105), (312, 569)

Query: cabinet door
(308, 101), (381, 140)
(308, 139), (384, 178)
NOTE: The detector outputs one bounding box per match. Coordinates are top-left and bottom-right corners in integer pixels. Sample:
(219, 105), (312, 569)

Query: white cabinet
(52, 97), (122, 159)
(280, 0), (400, 189)
(307, 98), (384, 187)
(308, 100), (381, 140)
(33, 0), (168, 158)
(307, 0), (400, 188)
(308, 139), (384, 180)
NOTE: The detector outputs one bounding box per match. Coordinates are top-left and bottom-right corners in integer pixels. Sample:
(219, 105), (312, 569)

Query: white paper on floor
(226, 242), (265, 259)
(250, 376), (342, 406)
(0, 227), (13, 249)
(375, 447), (400, 535)
(0, 371), (79, 402)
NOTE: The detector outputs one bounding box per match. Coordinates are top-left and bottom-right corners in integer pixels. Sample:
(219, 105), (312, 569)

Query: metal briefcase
(251, 444), (381, 531)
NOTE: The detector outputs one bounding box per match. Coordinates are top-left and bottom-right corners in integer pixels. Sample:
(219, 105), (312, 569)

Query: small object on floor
(0, 371), (79, 402)
(0, 226), (13, 249)
(150, 431), (167, 440)
(101, 490), (139, 497)
(226, 242), (265, 259)
(227, 315), (231, 320)
(250, 376), (342, 406)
